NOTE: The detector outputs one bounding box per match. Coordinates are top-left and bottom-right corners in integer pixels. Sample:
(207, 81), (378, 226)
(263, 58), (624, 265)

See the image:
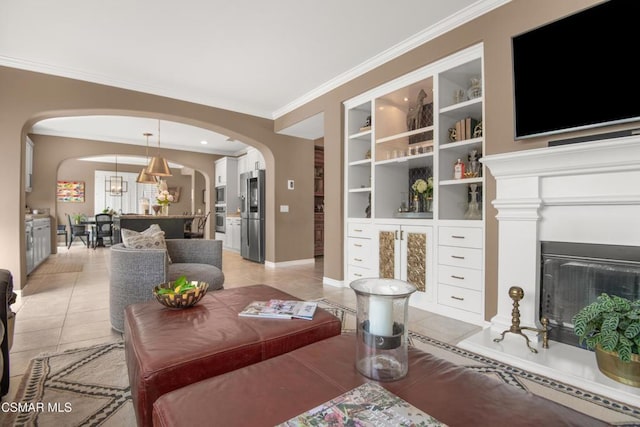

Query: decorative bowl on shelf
(153, 280), (209, 309)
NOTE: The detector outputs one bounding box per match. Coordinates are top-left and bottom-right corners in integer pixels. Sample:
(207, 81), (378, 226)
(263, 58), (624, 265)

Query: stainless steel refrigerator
(240, 169), (265, 263)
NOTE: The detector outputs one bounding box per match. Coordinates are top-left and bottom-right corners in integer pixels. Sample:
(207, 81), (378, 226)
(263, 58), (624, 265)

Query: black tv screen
(512, 0), (640, 139)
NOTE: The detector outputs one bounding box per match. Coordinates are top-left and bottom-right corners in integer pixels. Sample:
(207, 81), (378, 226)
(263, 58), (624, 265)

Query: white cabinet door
(215, 158), (227, 186)
(232, 219), (241, 251)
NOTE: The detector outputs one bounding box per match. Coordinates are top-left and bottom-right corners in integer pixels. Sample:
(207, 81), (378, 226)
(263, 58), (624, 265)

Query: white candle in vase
(368, 295), (393, 336)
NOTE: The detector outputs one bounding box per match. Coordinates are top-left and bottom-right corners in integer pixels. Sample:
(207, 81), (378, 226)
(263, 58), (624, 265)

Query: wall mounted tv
(512, 0), (640, 140)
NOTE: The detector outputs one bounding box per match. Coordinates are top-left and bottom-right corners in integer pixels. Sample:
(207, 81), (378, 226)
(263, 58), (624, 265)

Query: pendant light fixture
(136, 132), (158, 184)
(105, 155), (128, 196)
(146, 119), (172, 177)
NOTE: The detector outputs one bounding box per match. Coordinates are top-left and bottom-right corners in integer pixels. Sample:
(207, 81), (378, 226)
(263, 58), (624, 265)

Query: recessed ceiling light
(404, 97), (409, 102)
(200, 140), (208, 145)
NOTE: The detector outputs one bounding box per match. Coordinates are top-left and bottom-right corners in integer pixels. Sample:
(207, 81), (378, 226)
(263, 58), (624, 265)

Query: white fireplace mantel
(459, 135), (640, 407)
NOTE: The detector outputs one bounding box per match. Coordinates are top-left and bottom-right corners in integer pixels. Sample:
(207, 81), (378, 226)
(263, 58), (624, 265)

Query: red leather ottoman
(124, 284), (341, 427)
(152, 333), (608, 427)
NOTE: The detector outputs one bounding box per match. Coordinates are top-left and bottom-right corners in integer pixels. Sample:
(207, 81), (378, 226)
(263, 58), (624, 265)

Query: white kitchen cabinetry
(225, 217), (241, 252)
(25, 137), (34, 192)
(244, 147), (264, 172)
(344, 44), (485, 324)
(214, 157), (239, 212)
(214, 157), (228, 186)
(32, 217), (51, 270)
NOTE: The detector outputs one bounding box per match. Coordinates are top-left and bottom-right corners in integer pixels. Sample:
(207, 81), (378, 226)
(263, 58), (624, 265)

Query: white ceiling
(1, 0), (505, 157)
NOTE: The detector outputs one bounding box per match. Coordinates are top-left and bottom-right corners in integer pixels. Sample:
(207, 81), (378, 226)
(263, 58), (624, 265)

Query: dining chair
(185, 212), (209, 239)
(94, 213), (114, 249)
(56, 224), (67, 247)
(67, 214), (91, 249)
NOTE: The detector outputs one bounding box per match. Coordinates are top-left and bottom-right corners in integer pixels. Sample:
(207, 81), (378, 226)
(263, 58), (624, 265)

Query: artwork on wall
(168, 187), (181, 203)
(57, 181), (85, 203)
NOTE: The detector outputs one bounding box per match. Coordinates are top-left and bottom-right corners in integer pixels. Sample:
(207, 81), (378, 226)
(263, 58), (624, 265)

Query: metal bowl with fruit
(153, 276), (209, 309)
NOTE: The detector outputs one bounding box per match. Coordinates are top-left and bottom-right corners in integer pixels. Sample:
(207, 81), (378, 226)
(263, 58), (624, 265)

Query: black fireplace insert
(540, 241), (640, 348)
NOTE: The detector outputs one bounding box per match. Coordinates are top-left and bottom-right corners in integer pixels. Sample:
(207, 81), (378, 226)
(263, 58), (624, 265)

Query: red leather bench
(124, 284), (342, 427)
(152, 333), (608, 427)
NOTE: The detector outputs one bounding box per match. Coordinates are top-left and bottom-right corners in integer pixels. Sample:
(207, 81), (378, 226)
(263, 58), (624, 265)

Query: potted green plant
(573, 293), (640, 387)
(71, 213), (86, 225)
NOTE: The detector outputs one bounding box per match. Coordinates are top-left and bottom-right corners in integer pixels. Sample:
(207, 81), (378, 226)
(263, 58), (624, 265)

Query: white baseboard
(264, 258), (315, 268)
(322, 277), (344, 287)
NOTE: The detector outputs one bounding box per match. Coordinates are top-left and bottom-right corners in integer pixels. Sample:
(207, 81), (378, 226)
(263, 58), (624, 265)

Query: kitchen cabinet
(214, 157), (239, 212)
(225, 216), (241, 252)
(31, 217), (51, 271)
(214, 157), (228, 186)
(25, 137), (33, 192)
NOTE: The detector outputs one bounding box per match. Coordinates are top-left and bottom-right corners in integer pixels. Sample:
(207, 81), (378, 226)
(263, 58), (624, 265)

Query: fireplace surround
(459, 134), (640, 406)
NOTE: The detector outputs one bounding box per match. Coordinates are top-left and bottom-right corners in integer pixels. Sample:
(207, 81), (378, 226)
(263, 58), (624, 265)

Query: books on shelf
(238, 299), (318, 320)
(453, 117), (479, 141)
(278, 382), (445, 427)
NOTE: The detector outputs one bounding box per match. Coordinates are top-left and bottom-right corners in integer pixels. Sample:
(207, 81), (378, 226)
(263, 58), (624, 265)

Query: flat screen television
(512, 0), (640, 140)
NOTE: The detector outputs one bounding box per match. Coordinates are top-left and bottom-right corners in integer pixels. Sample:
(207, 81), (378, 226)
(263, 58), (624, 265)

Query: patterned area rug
(6, 300), (640, 426)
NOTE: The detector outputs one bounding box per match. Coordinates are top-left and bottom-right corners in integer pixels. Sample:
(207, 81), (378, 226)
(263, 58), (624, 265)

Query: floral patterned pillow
(121, 226), (172, 263)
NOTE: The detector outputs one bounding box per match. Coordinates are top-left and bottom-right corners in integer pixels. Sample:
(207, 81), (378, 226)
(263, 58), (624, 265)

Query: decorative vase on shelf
(161, 205), (169, 216)
(152, 205), (161, 216)
(467, 77), (482, 100)
(424, 197), (433, 213)
(464, 184), (482, 220)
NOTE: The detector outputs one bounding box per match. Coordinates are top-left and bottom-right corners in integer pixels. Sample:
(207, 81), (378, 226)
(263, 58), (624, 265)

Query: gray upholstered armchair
(109, 239), (225, 332)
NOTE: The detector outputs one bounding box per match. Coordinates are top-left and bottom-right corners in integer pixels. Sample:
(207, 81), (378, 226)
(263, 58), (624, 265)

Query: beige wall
(4, 0), (627, 307)
(1, 68), (314, 289)
(276, 0), (622, 319)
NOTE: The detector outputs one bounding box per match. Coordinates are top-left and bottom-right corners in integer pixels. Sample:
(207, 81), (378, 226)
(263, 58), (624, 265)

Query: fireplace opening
(540, 241), (640, 348)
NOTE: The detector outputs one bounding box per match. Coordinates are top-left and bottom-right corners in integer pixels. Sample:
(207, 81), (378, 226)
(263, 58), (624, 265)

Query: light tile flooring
(5, 241), (481, 402)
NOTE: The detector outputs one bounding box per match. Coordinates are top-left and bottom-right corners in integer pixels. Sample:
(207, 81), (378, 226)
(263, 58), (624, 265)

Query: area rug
(29, 263), (84, 275)
(7, 300), (640, 426)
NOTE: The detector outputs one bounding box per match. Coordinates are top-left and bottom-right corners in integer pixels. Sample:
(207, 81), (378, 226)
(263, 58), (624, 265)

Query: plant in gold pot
(573, 293), (640, 387)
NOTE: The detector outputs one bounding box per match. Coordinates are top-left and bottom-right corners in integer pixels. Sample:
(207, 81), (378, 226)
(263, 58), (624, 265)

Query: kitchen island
(113, 214), (198, 242)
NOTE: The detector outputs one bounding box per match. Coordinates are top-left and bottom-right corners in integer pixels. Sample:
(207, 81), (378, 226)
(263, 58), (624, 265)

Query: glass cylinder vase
(161, 204), (169, 216)
(350, 278), (417, 381)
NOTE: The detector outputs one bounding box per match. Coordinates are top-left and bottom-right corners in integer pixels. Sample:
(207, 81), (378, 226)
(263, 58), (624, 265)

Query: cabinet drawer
(347, 238), (372, 262)
(437, 265), (482, 291)
(437, 284), (482, 314)
(438, 246), (482, 269)
(439, 227), (483, 249)
(348, 223), (372, 239)
(347, 265), (375, 283)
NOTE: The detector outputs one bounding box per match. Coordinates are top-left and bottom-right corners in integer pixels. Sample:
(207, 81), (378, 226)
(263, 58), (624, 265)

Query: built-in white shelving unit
(344, 44), (486, 325)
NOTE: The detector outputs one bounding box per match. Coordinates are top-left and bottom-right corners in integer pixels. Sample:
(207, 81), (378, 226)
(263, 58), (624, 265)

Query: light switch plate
(287, 180), (294, 190)
(280, 205), (289, 213)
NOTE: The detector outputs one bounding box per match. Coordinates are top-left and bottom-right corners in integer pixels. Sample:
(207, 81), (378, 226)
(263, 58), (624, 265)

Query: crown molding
(272, 0), (510, 119)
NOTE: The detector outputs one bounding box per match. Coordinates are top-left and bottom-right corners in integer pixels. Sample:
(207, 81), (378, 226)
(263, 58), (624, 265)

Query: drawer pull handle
(354, 229), (363, 232)
(451, 275), (465, 280)
(354, 273), (362, 277)
(395, 230), (398, 240)
(354, 243), (362, 247)
(451, 235), (466, 239)
(451, 255), (465, 260)
(354, 258), (363, 262)
(451, 296), (465, 301)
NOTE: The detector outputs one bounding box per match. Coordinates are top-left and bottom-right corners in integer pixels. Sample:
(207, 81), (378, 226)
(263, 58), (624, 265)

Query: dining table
(80, 216), (113, 248)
